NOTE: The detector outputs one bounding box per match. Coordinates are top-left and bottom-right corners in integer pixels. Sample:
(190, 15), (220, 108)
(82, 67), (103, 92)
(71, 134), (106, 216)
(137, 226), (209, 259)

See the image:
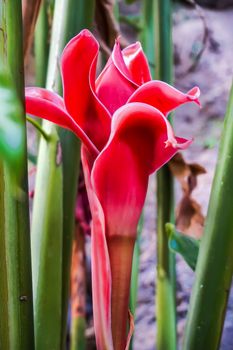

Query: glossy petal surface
(61, 30), (111, 150)
(122, 42), (151, 85)
(91, 103), (191, 349)
(92, 102), (191, 236)
(128, 81), (200, 116)
(96, 40), (137, 115)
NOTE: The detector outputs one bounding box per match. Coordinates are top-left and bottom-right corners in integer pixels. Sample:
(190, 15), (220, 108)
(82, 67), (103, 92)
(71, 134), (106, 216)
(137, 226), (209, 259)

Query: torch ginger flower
(26, 29), (200, 350)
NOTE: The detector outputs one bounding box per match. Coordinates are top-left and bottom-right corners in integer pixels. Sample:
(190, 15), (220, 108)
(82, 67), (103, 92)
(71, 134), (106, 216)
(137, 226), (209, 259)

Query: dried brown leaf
(22, 0), (42, 60)
(169, 152), (206, 238)
(95, 0), (128, 55)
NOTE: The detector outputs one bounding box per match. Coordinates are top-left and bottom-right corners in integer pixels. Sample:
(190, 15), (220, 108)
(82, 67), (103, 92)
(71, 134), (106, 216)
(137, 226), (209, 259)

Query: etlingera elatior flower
(26, 29), (200, 350)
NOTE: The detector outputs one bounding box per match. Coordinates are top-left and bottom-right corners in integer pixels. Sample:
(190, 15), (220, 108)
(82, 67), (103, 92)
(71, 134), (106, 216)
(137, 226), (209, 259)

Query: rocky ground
(132, 4), (233, 350)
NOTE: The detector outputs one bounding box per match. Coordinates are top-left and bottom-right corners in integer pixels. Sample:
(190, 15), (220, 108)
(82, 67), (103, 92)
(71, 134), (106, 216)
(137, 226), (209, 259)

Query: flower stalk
(0, 1), (34, 349)
(35, 0), (49, 87)
(183, 82), (233, 350)
(154, 0), (177, 349)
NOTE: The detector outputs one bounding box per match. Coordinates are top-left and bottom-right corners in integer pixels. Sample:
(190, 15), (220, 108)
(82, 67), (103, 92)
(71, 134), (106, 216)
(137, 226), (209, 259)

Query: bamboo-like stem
(35, 0), (49, 87)
(129, 215), (143, 350)
(140, 0), (156, 75)
(51, 2), (95, 347)
(0, 1), (34, 349)
(31, 1), (95, 349)
(182, 82), (233, 350)
(154, 1), (177, 349)
(31, 2), (63, 349)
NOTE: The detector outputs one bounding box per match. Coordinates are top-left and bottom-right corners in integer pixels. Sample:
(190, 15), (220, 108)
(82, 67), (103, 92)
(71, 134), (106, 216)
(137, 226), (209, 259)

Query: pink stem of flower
(107, 235), (135, 350)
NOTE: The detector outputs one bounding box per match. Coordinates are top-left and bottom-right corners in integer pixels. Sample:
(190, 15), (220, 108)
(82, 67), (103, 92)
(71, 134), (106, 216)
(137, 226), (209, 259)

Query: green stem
(129, 215), (143, 350)
(46, 1), (95, 347)
(0, 1), (34, 349)
(156, 169), (176, 350)
(31, 4), (63, 349)
(154, 1), (176, 349)
(26, 116), (50, 140)
(182, 82), (233, 349)
(32, 1), (95, 349)
(35, 0), (49, 87)
(140, 0), (156, 77)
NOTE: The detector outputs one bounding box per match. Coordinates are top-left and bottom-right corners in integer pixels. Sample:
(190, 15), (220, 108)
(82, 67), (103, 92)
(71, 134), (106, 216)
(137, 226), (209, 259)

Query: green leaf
(0, 66), (24, 179)
(166, 223), (200, 271)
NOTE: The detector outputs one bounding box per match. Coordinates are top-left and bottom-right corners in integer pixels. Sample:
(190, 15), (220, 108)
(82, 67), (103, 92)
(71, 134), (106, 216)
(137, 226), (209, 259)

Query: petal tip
(165, 137), (193, 150)
(187, 86), (201, 107)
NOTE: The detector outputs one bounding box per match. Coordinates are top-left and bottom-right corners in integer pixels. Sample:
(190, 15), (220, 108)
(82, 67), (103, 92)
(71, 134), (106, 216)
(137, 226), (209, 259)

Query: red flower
(26, 29), (200, 350)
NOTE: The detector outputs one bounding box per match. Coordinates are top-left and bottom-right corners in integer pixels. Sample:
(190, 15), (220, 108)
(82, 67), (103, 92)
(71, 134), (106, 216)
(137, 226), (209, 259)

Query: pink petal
(25, 87), (99, 157)
(61, 29), (111, 150)
(122, 42), (151, 85)
(127, 80), (200, 116)
(81, 146), (113, 350)
(95, 40), (137, 115)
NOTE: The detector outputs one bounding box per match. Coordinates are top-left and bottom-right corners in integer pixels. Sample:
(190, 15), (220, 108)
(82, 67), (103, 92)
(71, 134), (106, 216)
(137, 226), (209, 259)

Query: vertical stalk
(182, 83), (233, 350)
(0, 1), (34, 350)
(140, 0), (156, 77)
(154, 1), (177, 349)
(31, 3), (63, 350)
(32, 1), (95, 349)
(35, 0), (49, 87)
(129, 215), (143, 350)
(48, 1), (95, 346)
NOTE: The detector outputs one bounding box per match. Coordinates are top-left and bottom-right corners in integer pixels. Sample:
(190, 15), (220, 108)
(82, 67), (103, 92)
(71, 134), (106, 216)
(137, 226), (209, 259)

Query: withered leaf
(169, 152), (206, 238)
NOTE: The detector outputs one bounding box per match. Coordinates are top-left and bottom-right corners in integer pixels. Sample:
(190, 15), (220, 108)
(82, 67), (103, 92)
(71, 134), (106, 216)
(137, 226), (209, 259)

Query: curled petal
(127, 80), (200, 116)
(122, 42), (151, 85)
(96, 40), (137, 115)
(25, 87), (99, 156)
(61, 29), (111, 150)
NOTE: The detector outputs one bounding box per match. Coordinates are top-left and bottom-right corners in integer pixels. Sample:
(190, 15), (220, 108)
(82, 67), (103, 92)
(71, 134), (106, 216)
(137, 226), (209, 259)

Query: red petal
(25, 87), (99, 156)
(95, 40), (137, 115)
(92, 102), (191, 236)
(91, 103), (191, 348)
(81, 146), (113, 350)
(122, 42), (151, 85)
(128, 80), (200, 116)
(61, 29), (111, 150)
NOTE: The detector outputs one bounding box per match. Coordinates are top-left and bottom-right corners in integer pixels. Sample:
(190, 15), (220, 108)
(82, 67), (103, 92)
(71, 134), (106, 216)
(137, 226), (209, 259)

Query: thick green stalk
(182, 82), (233, 349)
(31, 3), (63, 350)
(31, 125), (63, 350)
(129, 215), (143, 350)
(154, 1), (176, 349)
(0, 1), (34, 350)
(35, 0), (49, 87)
(140, 0), (156, 75)
(156, 169), (176, 350)
(46, 1), (95, 347)
(32, 1), (95, 349)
